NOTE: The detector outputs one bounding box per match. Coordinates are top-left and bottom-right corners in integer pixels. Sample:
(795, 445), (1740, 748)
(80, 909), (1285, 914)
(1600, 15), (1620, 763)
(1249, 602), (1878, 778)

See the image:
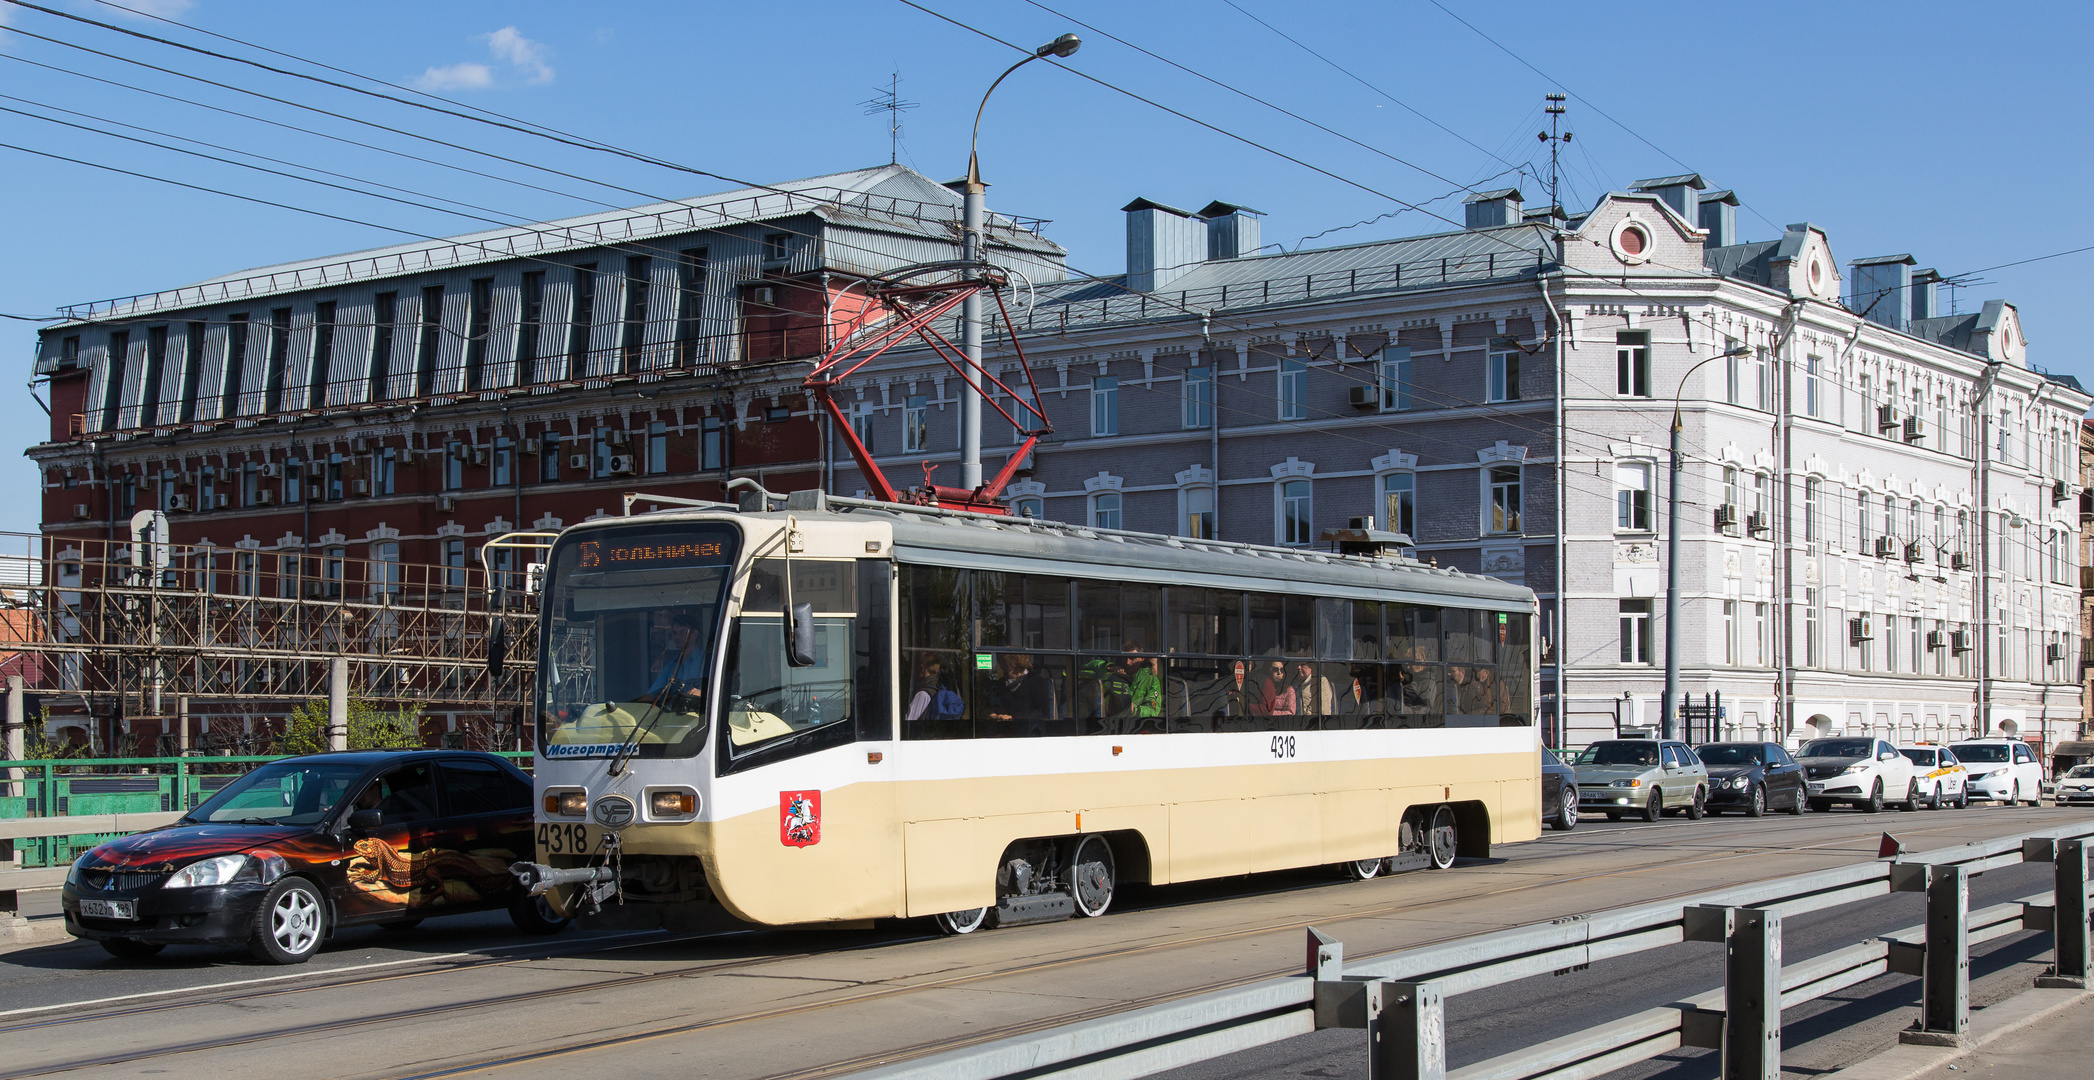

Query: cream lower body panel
(690, 731), (1539, 926)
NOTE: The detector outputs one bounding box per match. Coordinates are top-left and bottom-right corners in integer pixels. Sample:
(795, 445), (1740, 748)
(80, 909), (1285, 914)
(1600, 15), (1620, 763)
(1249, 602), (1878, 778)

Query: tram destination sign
(577, 537), (731, 571)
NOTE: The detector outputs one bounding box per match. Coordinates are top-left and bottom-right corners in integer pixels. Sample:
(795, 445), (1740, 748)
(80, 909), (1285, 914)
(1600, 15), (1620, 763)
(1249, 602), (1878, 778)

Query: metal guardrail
(840, 822), (2094, 1080)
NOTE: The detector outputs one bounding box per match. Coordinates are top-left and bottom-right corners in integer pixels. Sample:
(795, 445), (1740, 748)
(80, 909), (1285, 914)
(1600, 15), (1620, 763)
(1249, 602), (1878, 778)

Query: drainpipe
(1771, 301), (1802, 743)
(1973, 360), (2004, 735)
(1535, 271), (1566, 748)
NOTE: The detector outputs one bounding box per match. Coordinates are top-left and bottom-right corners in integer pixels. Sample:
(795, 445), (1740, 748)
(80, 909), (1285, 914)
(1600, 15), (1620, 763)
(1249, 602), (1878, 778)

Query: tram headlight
(544, 790), (587, 817)
(649, 789), (698, 818)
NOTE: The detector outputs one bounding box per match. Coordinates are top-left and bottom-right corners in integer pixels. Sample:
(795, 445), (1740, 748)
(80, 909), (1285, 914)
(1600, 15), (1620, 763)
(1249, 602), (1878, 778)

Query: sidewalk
(1828, 986), (2092, 1080)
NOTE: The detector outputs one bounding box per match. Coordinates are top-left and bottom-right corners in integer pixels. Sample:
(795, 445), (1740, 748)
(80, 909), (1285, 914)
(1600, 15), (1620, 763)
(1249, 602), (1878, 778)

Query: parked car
(2055, 764), (2094, 807)
(1572, 739), (1709, 822)
(62, 750), (564, 964)
(1949, 739), (2046, 806)
(1799, 737), (1919, 812)
(1896, 744), (1969, 809)
(1541, 748), (1578, 831)
(1693, 741), (1806, 816)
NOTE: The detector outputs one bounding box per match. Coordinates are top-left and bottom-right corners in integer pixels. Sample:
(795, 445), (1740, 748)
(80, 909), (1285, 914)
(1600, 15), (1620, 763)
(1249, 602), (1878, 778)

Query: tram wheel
(933, 907), (990, 936)
(1427, 806), (1458, 870)
(1344, 857), (1382, 880)
(1069, 835), (1117, 917)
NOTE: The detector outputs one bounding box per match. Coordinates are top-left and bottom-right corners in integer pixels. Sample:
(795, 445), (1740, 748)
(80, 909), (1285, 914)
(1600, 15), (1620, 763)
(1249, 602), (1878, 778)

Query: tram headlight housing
(544, 790), (587, 817)
(648, 788), (699, 819)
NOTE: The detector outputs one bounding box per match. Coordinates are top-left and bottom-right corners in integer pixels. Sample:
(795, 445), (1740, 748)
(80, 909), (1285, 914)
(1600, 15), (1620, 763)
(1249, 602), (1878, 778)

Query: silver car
(1573, 739), (1711, 822)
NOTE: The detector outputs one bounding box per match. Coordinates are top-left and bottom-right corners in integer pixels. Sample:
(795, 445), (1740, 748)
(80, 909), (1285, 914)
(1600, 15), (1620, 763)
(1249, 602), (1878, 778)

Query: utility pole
(1538, 94), (1571, 219)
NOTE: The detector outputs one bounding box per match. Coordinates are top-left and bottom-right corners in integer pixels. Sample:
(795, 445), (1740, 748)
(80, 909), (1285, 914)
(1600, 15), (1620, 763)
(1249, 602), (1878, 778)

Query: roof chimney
(1697, 190), (1739, 247)
(1198, 201), (1264, 261)
(1462, 188), (1523, 229)
(1631, 173), (1706, 220)
(1910, 268), (1941, 323)
(1123, 197), (1206, 292)
(1849, 254), (1917, 332)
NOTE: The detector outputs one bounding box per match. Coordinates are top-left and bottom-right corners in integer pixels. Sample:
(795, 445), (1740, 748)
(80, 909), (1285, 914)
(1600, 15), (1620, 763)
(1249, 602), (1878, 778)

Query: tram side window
(901, 565), (971, 739)
(725, 559), (859, 754)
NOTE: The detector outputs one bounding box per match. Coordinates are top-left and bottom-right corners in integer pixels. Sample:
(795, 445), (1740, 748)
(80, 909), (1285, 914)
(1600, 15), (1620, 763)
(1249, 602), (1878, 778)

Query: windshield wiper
(209, 817), (285, 827)
(608, 626), (703, 777)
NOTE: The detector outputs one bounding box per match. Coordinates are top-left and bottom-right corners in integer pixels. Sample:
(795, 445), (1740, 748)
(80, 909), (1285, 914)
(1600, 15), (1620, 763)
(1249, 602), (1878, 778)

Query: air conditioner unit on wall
(570, 454), (589, 470)
(397, 449), (416, 466)
(606, 454), (637, 476)
(1746, 511), (1769, 536)
(437, 495), (455, 512)
(1850, 614), (1874, 643)
(213, 493), (229, 509)
(1347, 386), (1377, 409)
(1713, 504), (1738, 529)
(166, 494), (192, 511)
(2053, 480), (2068, 505)
(606, 430), (629, 448)
(1903, 417), (1925, 442)
(471, 449), (488, 466)
(260, 463), (282, 478)
(1950, 551), (1972, 571)
(1877, 405), (1898, 431)
(352, 479), (369, 495)
(1872, 536), (1897, 557)
(2048, 643), (2065, 663)
(517, 439), (540, 455)
(72, 503), (91, 520)
(255, 491), (275, 506)
(1927, 630), (1946, 650)
(1904, 541), (1923, 562)
(1950, 630), (1973, 652)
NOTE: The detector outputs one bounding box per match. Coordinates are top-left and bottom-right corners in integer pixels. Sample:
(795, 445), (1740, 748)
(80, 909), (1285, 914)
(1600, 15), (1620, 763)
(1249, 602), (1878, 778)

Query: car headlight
(1611, 779), (1641, 788)
(1843, 763), (1870, 775)
(164, 854), (250, 889)
(1729, 777), (1749, 789)
(1977, 769), (2004, 781)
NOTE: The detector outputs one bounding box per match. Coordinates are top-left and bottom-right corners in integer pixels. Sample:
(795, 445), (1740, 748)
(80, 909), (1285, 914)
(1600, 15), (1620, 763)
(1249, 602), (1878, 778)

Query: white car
(2057, 765), (2094, 807)
(1949, 739), (2045, 806)
(1896, 744), (1969, 809)
(1799, 736), (1921, 812)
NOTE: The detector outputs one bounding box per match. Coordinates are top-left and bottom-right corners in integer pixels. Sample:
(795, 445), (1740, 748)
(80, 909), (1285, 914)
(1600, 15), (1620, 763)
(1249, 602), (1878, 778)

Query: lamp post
(1662, 345), (1753, 740)
(956, 33), (1079, 491)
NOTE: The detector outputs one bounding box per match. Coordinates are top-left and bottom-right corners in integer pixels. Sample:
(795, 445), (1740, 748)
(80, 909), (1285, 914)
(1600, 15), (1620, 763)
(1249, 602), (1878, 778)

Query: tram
(514, 490), (1540, 933)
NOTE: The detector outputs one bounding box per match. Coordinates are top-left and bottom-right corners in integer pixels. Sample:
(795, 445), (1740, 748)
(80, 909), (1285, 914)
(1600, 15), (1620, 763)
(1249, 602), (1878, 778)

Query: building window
(1183, 366), (1213, 428)
(278, 553), (302, 599)
(902, 395), (929, 453)
(219, 313), (248, 419)
(198, 467), (215, 512)
(491, 438), (511, 487)
(1278, 358), (1308, 420)
(414, 286), (444, 397)
(1617, 331), (1650, 397)
(1619, 600), (1652, 664)
(763, 233), (790, 262)
(320, 547), (345, 599)
(1754, 602), (1769, 666)
(1755, 348), (1774, 411)
(1803, 477), (1820, 549)
(1091, 376), (1119, 436)
(1010, 387), (1038, 444)
(1724, 338), (1741, 404)
(444, 443), (463, 490)
(1856, 492), (1871, 552)
(1886, 611), (1900, 673)
(1804, 355), (1820, 418)
(540, 433), (561, 482)
(262, 307), (290, 414)
(1278, 479), (1312, 546)
(592, 431), (616, 478)
(567, 263), (597, 379)
(675, 248), (708, 367)
(847, 403), (873, 452)
(1488, 464), (1522, 534)
(1754, 473), (1772, 531)
(1091, 490), (1122, 531)
(1013, 495), (1045, 520)
(374, 447), (396, 495)
(1804, 588), (1820, 667)
(1486, 339), (1520, 402)
(101, 330), (130, 432)
(1382, 472), (1415, 538)
(463, 278), (492, 391)
(234, 552), (257, 597)
(326, 453), (344, 502)
(282, 460), (302, 505)
(240, 466), (259, 507)
(369, 292), (397, 401)
(620, 255), (651, 373)
(1723, 600), (1737, 665)
(1614, 462), (1652, 532)
(648, 421), (668, 474)
(178, 321), (206, 422)
(372, 541), (401, 599)
(443, 539), (466, 590)
(1182, 485), (1215, 539)
(515, 273), (543, 385)
(1380, 347), (1412, 411)
(701, 417), (724, 471)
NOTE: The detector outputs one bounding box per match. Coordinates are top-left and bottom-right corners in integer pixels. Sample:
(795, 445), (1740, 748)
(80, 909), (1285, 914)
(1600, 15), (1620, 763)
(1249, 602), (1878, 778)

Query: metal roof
(1632, 173), (1705, 190)
(1462, 188), (1523, 204)
(1196, 201), (1264, 218)
(1122, 197), (1196, 217)
(1851, 253), (1917, 267)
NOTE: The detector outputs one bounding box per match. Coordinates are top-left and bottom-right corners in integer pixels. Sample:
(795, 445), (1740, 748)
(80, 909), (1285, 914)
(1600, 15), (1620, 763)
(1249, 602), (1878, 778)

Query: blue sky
(2, 0), (2088, 537)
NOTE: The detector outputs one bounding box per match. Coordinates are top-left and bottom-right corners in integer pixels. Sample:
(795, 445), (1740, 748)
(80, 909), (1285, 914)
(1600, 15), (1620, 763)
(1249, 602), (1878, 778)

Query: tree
(277, 698), (424, 756)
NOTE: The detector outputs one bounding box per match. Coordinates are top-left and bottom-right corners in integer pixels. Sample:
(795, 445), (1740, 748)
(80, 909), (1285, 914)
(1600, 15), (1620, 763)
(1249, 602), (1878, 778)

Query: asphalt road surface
(0, 802), (2082, 1080)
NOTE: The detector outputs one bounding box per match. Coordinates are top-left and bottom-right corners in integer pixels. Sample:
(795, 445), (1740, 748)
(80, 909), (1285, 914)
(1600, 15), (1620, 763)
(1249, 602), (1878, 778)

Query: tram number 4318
(536, 822), (589, 855)
(1270, 735), (1297, 759)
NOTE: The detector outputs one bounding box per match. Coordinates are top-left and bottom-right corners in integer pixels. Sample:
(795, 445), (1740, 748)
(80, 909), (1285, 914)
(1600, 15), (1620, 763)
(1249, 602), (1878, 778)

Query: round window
(1610, 219), (1652, 264)
(1619, 226), (1647, 256)
(1809, 258), (1822, 287)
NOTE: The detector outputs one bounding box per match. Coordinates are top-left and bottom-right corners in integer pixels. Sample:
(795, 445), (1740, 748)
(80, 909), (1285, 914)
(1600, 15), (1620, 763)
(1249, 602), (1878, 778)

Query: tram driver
(642, 609), (711, 714)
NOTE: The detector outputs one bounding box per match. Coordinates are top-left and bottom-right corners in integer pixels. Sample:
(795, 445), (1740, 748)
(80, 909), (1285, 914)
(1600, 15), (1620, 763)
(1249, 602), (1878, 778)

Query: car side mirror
(347, 808), (382, 830)
(786, 601), (817, 667)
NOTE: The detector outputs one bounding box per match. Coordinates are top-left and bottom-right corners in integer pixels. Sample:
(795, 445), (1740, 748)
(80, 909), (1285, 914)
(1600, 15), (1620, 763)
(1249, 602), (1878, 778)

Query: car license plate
(1807, 782), (1826, 793)
(78, 899), (136, 920)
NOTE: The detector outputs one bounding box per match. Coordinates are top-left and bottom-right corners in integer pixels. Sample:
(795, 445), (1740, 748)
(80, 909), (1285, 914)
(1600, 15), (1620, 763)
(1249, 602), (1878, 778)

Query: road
(0, 803), (2082, 1080)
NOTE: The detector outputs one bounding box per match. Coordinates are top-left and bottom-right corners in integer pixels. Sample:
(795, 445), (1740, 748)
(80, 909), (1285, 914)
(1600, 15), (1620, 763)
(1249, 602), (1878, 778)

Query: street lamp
(956, 33), (1080, 491)
(1661, 344), (1753, 740)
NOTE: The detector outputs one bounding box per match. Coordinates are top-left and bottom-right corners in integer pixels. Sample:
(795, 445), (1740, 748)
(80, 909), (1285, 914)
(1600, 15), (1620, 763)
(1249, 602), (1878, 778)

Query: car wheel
(1685, 787), (1707, 820)
(249, 877), (326, 965)
(100, 937), (165, 960)
(1344, 857), (1382, 880)
(1745, 785), (1766, 818)
(1069, 835), (1117, 917)
(1427, 806), (1459, 869)
(2026, 783), (2043, 808)
(933, 907), (990, 935)
(508, 893), (569, 936)
(1956, 785), (1970, 809)
(2009, 781), (2021, 807)
(1639, 790), (1662, 823)
(378, 918), (423, 932)
(1924, 784), (1940, 811)
(1551, 786), (1579, 831)
(1900, 780), (1920, 812)
(1787, 786), (1805, 815)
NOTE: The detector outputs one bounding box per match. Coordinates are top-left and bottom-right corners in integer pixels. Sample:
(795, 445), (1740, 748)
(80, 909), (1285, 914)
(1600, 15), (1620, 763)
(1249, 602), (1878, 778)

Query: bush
(277, 698), (424, 756)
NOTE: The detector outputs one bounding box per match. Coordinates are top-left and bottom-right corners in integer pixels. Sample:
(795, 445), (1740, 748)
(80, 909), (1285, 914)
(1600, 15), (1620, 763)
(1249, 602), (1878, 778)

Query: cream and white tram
(519, 492), (1540, 933)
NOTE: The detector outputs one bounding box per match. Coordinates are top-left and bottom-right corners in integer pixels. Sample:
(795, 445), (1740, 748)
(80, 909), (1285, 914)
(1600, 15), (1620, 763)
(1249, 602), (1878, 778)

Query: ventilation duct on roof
(1198, 201), (1264, 261)
(1123, 197), (1205, 292)
(1698, 190), (1739, 247)
(1462, 188), (1523, 229)
(1849, 254), (1917, 332)
(1910, 268), (1941, 323)
(1631, 174), (1706, 220)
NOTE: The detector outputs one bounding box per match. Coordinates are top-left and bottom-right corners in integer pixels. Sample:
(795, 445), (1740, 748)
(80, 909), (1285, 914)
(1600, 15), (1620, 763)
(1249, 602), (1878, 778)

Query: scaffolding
(0, 528), (537, 753)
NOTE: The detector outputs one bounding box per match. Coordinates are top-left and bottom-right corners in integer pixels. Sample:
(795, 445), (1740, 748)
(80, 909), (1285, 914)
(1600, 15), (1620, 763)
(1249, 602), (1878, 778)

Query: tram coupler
(511, 862), (619, 910)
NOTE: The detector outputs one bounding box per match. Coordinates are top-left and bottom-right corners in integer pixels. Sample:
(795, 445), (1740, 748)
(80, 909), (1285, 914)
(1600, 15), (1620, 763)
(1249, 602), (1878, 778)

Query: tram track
(1, 810), (2043, 1080)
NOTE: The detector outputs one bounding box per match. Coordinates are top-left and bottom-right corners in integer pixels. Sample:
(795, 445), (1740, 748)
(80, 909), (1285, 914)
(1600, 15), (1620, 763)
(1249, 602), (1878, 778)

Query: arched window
(1090, 490), (1121, 531)
(1180, 485), (1214, 539)
(1277, 479), (1312, 545)
(1012, 496), (1045, 521)
(1381, 472), (1415, 537)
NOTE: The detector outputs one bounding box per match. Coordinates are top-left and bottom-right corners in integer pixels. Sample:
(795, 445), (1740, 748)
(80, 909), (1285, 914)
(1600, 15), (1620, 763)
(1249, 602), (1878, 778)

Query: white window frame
(1277, 358), (1308, 421)
(1382, 471), (1415, 538)
(1090, 490), (1122, 531)
(1179, 484), (1215, 539)
(902, 394), (929, 453)
(1619, 600), (1652, 664)
(1486, 464), (1522, 535)
(1617, 332), (1651, 398)
(1486, 344), (1519, 403)
(1614, 461), (1653, 533)
(1276, 478), (1313, 546)
(1091, 376), (1119, 436)
(1379, 347), (1411, 412)
(1181, 367), (1212, 429)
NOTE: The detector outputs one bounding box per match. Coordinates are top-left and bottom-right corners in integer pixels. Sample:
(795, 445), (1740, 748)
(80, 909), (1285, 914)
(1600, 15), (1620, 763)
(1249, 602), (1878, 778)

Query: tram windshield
(538, 524), (740, 758)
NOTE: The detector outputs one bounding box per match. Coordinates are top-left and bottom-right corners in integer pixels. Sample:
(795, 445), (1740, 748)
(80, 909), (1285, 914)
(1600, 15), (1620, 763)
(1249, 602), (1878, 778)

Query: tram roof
(578, 494), (1535, 611)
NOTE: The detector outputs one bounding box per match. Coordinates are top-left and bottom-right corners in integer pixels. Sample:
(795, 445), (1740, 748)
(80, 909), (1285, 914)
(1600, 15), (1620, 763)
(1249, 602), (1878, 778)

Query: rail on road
(833, 821), (2094, 1080)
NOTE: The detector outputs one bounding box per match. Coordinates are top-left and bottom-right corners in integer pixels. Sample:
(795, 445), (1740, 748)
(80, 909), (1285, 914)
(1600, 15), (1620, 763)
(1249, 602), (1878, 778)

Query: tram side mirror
(486, 618), (508, 680)
(787, 602), (817, 667)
